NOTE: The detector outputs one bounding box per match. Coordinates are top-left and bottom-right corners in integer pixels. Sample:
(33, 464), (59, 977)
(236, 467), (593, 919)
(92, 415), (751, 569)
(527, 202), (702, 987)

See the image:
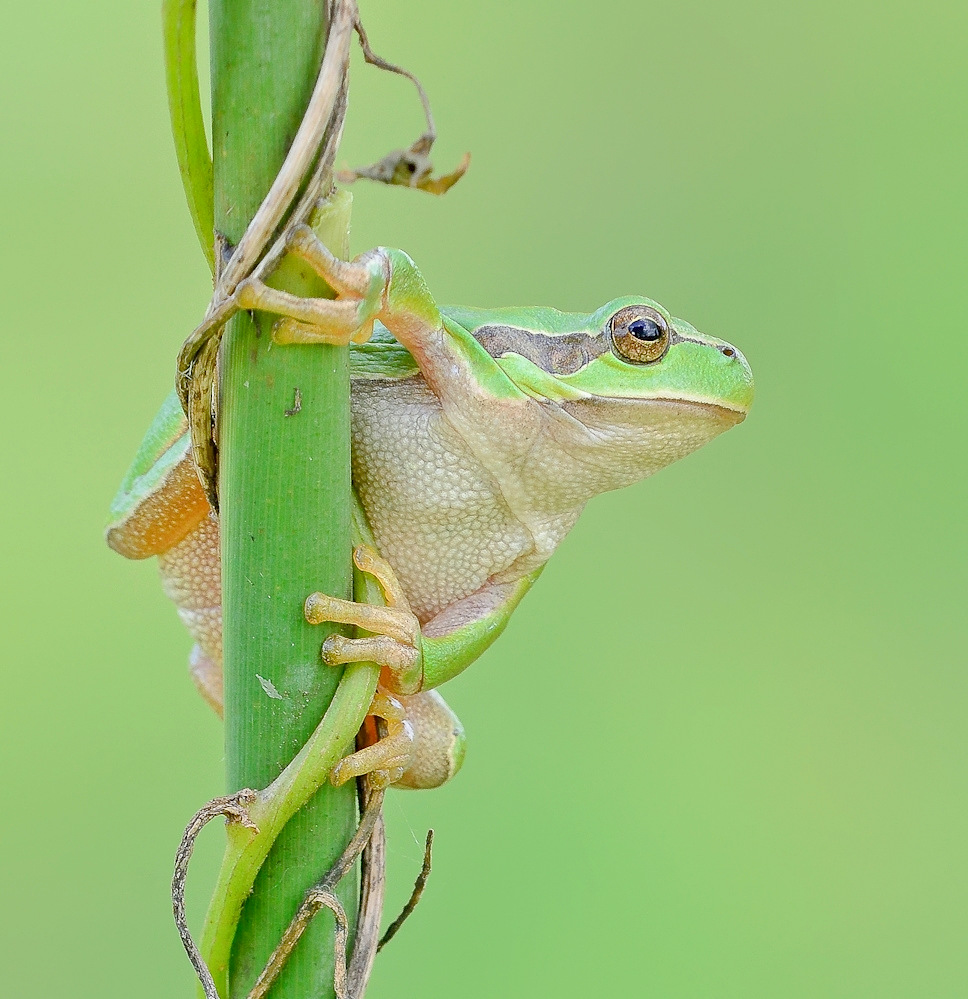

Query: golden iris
(609, 305), (671, 364)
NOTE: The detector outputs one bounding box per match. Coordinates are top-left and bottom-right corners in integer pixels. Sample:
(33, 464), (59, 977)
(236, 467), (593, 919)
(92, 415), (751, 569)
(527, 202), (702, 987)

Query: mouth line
(600, 395), (750, 419)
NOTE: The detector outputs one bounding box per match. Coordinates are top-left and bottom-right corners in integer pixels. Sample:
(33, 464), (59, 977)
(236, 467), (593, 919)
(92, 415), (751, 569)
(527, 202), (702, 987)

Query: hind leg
(189, 644), (224, 717)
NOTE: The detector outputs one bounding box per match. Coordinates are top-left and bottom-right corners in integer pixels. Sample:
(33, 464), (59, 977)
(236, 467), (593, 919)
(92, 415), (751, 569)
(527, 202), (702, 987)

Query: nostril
(721, 346), (735, 357)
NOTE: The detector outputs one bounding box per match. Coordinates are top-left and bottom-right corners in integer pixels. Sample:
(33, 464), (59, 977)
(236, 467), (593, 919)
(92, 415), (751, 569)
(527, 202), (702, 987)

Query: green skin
(107, 237), (753, 789)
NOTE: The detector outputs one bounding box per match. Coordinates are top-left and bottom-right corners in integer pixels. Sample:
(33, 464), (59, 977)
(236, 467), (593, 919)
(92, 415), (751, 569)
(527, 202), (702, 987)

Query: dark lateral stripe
(472, 324), (609, 375)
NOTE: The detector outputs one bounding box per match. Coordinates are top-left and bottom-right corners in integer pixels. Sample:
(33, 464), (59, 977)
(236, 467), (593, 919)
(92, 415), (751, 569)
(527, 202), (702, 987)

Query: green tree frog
(107, 229), (753, 790)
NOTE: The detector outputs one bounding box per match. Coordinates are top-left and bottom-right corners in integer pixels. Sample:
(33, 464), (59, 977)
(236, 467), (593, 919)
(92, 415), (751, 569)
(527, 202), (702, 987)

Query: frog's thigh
(189, 645), (223, 717)
(396, 690), (466, 790)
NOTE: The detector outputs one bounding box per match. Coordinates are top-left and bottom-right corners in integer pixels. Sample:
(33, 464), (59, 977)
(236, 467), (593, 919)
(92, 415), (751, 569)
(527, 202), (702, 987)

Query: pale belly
(350, 376), (532, 623)
(157, 375), (536, 646)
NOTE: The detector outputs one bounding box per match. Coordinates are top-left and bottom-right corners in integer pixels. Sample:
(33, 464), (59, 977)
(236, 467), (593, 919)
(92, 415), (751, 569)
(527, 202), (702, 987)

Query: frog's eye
(609, 305), (670, 364)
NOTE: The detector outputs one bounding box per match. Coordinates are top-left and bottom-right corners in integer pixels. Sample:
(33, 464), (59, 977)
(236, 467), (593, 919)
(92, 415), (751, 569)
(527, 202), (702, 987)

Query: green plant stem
(200, 499), (384, 998)
(163, 0), (215, 271)
(199, 666), (377, 999)
(210, 2), (358, 996)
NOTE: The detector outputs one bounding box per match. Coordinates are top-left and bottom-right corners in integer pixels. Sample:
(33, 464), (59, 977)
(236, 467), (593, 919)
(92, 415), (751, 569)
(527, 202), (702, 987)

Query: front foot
(306, 546), (472, 791)
(234, 227), (389, 347)
(305, 545), (424, 696)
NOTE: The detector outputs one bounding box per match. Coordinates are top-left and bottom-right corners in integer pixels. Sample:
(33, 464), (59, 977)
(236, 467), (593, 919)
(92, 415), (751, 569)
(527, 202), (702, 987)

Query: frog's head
(485, 296), (754, 491)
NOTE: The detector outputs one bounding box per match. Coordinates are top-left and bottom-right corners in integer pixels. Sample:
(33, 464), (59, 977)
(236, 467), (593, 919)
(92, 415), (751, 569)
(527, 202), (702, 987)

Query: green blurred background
(2, 0), (965, 995)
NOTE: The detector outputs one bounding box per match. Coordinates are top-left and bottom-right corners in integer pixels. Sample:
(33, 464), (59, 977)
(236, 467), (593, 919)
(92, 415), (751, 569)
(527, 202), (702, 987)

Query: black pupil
(628, 318), (662, 341)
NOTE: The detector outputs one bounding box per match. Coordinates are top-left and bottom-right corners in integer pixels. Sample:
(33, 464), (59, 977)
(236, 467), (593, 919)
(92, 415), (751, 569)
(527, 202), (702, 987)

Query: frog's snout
(717, 341), (754, 415)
